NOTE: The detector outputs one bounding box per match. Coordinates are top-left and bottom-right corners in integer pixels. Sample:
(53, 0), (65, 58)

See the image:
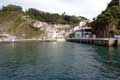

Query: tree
(108, 0), (119, 8)
(2, 4), (22, 12)
(92, 0), (120, 37)
(26, 8), (81, 25)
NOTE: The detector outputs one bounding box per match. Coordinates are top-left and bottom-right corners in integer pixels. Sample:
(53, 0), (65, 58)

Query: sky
(0, 0), (112, 20)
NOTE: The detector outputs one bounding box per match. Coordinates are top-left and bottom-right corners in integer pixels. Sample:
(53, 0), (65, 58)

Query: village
(0, 12), (91, 42)
(0, 18), (93, 41)
(0, 18), (120, 47)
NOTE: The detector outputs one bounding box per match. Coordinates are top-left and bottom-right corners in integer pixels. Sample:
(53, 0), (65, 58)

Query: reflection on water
(0, 42), (120, 80)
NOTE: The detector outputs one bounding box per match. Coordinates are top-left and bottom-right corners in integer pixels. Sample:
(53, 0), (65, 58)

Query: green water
(0, 42), (120, 80)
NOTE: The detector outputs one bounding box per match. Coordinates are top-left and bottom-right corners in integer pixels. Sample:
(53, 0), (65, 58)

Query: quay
(0, 39), (57, 43)
(66, 38), (120, 47)
(0, 38), (66, 43)
(65, 21), (120, 47)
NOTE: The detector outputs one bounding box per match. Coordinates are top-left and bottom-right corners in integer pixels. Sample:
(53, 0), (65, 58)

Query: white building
(33, 21), (49, 31)
(47, 27), (57, 40)
(79, 20), (90, 27)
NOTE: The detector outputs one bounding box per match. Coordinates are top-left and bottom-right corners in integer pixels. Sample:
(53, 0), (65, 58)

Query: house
(67, 24), (93, 39)
(79, 20), (90, 27)
(33, 21), (48, 31)
(74, 26), (92, 38)
(47, 28), (57, 40)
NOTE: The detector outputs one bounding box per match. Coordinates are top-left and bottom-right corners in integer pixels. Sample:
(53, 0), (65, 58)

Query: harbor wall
(66, 38), (119, 47)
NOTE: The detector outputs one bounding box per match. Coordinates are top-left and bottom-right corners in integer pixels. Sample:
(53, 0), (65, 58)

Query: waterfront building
(33, 21), (48, 31)
(79, 20), (90, 27)
(47, 28), (57, 40)
(74, 26), (92, 38)
(67, 23), (93, 39)
(0, 33), (16, 41)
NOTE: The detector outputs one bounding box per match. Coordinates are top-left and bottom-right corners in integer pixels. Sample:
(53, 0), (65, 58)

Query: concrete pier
(0, 39), (57, 43)
(66, 38), (120, 47)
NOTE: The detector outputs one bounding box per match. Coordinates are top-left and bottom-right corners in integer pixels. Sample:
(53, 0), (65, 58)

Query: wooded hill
(0, 4), (87, 38)
(92, 0), (120, 38)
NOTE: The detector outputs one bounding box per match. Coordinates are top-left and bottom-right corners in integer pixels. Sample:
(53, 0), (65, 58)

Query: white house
(79, 20), (90, 27)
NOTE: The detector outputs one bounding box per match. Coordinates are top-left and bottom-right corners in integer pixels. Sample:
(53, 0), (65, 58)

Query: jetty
(65, 19), (120, 47)
(66, 38), (120, 47)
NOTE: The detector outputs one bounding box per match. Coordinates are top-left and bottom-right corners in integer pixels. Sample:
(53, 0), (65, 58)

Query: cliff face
(92, 0), (120, 38)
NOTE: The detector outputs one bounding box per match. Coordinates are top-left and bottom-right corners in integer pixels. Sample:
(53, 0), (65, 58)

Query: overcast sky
(0, 0), (111, 20)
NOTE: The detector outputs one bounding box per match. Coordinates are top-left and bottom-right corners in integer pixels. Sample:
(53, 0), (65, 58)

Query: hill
(0, 5), (46, 38)
(0, 4), (87, 38)
(92, 0), (120, 38)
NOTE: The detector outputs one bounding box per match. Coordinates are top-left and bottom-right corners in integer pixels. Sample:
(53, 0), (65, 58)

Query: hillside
(26, 8), (87, 25)
(0, 4), (87, 38)
(92, 0), (120, 38)
(0, 5), (46, 38)
(0, 11), (44, 38)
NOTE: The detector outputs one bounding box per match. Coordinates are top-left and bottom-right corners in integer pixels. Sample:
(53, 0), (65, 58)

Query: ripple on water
(0, 42), (120, 80)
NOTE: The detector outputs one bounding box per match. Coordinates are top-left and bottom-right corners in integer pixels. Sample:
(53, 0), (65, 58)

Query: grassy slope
(0, 11), (44, 38)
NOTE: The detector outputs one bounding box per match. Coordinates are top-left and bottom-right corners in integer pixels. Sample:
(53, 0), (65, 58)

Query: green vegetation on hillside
(0, 5), (44, 38)
(1, 4), (23, 12)
(26, 8), (85, 25)
(0, 4), (87, 38)
(108, 0), (119, 8)
(92, 0), (120, 37)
